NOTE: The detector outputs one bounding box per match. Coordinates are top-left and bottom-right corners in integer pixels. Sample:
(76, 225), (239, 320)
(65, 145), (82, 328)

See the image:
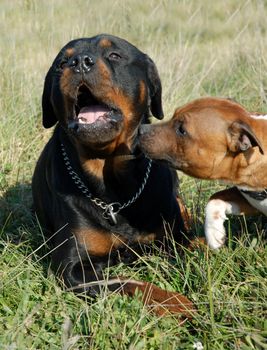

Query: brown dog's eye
(109, 52), (122, 60)
(176, 122), (187, 137)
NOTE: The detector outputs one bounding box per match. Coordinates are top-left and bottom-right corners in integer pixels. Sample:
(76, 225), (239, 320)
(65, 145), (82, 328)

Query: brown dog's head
(140, 97), (264, 183)
(42, 34), (163, 155)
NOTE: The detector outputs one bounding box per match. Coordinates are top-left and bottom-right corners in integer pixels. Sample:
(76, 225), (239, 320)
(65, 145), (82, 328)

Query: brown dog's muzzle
(139, 124), (166, 157)
(139, 123), (182, 168)
(139, 123), (161, 156)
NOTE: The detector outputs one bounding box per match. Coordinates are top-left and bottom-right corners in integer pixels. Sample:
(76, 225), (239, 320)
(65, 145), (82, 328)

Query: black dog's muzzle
(68, 54), (95, 73)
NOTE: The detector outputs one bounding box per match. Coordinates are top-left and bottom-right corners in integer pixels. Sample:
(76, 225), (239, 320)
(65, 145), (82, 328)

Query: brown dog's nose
(69, 54), (94, 73)
(139, 124), (152, 136)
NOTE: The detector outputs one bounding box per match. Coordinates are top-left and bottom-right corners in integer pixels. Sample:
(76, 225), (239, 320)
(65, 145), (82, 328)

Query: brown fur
(140, 97), (267, 241)
(140, 97), (267, 189)
(75, 229), (125, 256)
(99, 38), (112, 47)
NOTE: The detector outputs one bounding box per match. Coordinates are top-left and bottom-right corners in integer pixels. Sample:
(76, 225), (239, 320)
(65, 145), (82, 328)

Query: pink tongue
(78, 105), (110, 124)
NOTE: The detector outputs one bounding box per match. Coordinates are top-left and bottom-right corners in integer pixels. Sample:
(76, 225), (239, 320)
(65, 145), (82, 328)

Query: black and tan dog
(32, 34), (193, 316)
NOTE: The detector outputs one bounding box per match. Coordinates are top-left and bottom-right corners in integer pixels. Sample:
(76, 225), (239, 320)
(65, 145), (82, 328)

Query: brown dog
(32, 34), (194, 317)
(140, 97), (266, 249)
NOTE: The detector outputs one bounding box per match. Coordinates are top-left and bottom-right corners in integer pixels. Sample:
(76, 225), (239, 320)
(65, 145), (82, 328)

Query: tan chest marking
(80, 157), (105, 179)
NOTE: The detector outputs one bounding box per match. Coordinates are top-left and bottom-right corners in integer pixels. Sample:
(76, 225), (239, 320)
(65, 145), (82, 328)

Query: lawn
(0, 1), (266, 349)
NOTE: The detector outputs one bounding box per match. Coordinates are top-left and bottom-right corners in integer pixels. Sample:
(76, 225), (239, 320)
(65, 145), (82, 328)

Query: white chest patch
(239, 191), (267, 215)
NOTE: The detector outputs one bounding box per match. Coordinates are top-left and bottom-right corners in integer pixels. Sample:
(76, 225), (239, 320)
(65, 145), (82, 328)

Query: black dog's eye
(176, 122), (187, 136)
(109, 52), (122, 60)
(59, 59), (68, 70)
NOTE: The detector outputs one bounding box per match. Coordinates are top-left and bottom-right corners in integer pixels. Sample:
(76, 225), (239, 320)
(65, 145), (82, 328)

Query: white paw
(205, 221), (226, 249)
(204, 200), (228, 249)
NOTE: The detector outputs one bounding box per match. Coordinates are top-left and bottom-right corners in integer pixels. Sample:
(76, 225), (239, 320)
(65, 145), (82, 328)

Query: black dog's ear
(42, 68), (57, 128)
(146, 56), (164, 120)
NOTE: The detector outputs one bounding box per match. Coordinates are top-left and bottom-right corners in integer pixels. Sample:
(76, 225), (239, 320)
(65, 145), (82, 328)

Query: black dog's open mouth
(69, 84), (122, 129)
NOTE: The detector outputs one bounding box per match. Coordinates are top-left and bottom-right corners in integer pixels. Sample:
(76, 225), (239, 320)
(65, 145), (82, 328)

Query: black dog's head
(42, 34), (163, 155)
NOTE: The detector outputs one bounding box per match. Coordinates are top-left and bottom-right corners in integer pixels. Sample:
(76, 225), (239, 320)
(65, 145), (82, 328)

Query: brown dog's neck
(208, 146), (267, 190)
(231, 151), (267, 189)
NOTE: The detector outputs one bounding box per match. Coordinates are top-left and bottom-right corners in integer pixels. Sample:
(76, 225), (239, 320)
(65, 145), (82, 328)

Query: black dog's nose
(69, 54), (94, 73)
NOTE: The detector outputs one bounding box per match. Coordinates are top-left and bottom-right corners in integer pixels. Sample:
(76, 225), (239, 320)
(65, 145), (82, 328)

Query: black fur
(32, 34), (185, 295)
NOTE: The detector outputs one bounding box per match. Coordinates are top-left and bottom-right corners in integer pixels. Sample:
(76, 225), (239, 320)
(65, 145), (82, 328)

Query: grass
(0, 0), (266, 349)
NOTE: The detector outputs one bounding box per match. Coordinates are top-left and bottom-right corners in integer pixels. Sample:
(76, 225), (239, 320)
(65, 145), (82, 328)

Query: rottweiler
(32, 34), (193, 316)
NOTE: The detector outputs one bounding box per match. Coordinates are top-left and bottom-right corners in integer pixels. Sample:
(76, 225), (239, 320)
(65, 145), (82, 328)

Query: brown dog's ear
(42, 69), (57, 128)
(227, 121), (264, 154)
(145, 56), (164, 120)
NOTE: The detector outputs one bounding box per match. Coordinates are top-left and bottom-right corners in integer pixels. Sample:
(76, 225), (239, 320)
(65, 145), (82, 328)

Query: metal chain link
(61, 143), (152, 224)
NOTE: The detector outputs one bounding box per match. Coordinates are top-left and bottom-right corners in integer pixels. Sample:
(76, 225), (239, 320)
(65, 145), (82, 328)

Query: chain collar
(61, 143), (152, 225)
